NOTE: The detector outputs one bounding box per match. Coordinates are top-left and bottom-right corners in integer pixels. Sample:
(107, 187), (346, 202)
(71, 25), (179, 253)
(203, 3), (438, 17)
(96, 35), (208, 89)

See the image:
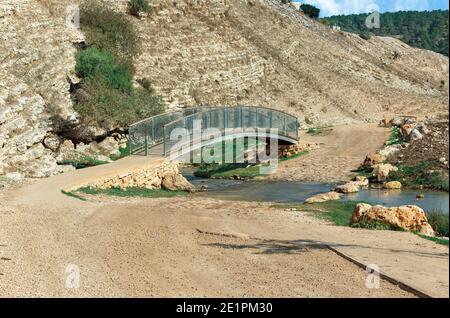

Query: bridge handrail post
(163, 125), (167, 156)
(224, 107), (227, 129)
(145, 132), (148, 156)
(283, 113), (287, 135)
(151, 117), (155, 145)
(240, 107), (243, 128)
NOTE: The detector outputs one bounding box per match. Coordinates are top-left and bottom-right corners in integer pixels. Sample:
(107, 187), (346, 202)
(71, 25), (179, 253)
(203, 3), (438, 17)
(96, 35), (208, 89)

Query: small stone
(407, 129), (423, 142)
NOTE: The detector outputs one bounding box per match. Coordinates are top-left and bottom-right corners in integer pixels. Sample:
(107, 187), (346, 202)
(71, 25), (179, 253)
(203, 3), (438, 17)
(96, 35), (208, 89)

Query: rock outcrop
(351, 203), (435, 236)
(0, 0), (83, 178)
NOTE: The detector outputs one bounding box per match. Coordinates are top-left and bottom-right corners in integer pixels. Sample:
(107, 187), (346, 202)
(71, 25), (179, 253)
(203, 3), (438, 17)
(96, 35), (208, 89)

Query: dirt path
(268, 123), (390, 183)
(0, 124), (448, 298)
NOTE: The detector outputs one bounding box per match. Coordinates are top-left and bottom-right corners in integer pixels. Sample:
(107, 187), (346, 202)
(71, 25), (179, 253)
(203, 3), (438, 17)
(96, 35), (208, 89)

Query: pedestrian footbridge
(128, 106), (300, 157)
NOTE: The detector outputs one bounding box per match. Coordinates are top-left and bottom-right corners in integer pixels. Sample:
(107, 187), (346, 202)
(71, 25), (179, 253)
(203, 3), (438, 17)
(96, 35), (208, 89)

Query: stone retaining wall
(74, 161), (194, 192)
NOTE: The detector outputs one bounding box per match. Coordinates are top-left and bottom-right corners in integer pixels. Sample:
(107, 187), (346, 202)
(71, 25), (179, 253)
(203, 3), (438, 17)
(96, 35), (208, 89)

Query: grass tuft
(417, 235), (449, 246)
(279, 151), (308, 163)
(61, 190), (87, 201)
(110, 146), (129, 161)
(58, 155), (108, 169)
(385, 127), (402, 146)
(77, 186), (189, 198)
(426, 209), (449, 237)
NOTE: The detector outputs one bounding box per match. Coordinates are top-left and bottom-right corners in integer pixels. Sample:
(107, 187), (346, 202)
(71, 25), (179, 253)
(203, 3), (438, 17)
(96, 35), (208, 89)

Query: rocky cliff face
(0, 0), (448, 178)
(0, 0), (82, 177)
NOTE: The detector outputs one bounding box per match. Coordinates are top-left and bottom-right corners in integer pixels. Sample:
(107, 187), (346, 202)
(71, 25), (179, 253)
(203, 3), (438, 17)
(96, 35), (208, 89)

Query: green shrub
(386, 127), (402, 146)
(75, 1), (165, 131)
(74, 76), (165, 129)
(300, 4), (320, 19)
(75, 48), (133, 93)
(80, 0), (138, 63)
(129, 0), (150, 16)
(427, 210), (449, 237)
(388, 161), (449, 191)
(359, 32), (372, 40)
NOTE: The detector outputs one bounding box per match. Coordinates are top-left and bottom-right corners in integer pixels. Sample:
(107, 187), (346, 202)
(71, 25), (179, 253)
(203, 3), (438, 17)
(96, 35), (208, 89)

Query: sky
(297, 0), (449, 17)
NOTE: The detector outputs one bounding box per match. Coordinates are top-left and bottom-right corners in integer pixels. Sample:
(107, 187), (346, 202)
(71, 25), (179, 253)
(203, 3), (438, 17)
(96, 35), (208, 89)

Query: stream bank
(183, 168), (449, 214)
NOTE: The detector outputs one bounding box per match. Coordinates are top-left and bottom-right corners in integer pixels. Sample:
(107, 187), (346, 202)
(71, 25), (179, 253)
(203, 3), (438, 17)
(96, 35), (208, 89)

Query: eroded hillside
(0, 0), (448, 178)
(131, 0), (448, 125)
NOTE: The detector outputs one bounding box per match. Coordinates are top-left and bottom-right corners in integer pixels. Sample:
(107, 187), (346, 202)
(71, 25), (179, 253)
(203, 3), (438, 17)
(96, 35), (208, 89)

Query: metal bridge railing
(128, 107), (217, 155)
(128, 106), (299, 156)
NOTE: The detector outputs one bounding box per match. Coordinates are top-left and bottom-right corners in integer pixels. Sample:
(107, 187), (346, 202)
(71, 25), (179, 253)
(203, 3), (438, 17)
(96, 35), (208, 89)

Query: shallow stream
(183, 169), (449, 214)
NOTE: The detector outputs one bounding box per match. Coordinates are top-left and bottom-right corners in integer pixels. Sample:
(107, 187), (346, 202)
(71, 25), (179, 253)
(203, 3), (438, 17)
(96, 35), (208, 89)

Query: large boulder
(383, 181), (402, 189)
(351, 203), (435, 236)
(372, 163), (398, 182)
(161, 173), (195, 192)
(43, 134), (62, 152)
(97, 137), (122, 157)
(335, 182), (360, 193)
(305, 191), (343, 204)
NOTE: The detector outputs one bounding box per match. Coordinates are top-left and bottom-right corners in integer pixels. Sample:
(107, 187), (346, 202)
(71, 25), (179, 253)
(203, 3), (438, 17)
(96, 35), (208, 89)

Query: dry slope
(0, 0), (448, 178)
(132, 0), (448, 125)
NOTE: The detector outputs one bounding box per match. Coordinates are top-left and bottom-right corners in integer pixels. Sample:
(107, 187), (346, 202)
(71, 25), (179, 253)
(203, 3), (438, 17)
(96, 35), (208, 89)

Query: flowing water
(183, 169), (449, 214)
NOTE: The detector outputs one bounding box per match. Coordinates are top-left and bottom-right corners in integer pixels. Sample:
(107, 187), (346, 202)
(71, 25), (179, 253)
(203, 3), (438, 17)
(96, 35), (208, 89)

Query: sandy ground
(0, 124), (448, 298)
(268, 123), (390, 183)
